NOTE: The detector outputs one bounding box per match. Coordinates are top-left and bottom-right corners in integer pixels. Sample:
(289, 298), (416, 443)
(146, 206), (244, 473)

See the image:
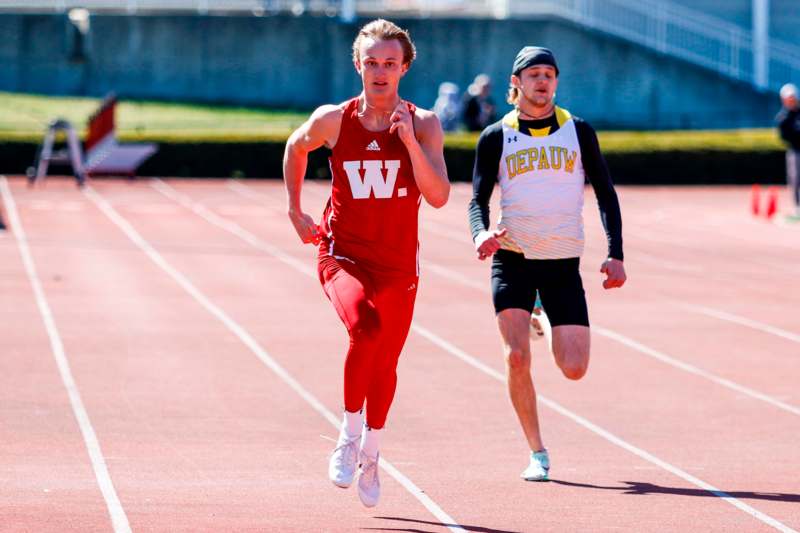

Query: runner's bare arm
(283, 105), (342, 244)
(392, 104), (449, 208)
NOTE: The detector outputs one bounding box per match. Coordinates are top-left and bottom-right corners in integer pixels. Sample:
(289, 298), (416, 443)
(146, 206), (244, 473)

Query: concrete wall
(0, 13), (781, 129)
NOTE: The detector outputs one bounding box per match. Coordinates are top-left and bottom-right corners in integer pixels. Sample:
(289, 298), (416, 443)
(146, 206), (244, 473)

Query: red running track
(1, 175), (798, 532)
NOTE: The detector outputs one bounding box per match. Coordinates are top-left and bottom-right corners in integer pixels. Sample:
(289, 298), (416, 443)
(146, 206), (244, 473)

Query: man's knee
(504, 346), (531, 373)
(350, 303), (381, 343)
(561, 360), (588, 380)
(556, 349), (589, 380)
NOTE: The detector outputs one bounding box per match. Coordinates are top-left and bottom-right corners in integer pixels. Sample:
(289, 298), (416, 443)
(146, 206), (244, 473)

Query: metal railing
(1, 0), (797, 91)
(498, 0), (799, 92)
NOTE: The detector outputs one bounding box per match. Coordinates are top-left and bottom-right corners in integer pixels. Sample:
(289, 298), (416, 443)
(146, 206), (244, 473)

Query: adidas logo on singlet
(366, 140), (381, 151)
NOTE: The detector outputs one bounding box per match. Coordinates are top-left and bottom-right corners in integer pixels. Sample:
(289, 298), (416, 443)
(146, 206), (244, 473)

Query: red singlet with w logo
(320, 97), (422, 277)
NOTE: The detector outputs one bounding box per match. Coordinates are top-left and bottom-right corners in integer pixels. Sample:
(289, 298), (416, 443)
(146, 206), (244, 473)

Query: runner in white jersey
(468, 46), (627, 481)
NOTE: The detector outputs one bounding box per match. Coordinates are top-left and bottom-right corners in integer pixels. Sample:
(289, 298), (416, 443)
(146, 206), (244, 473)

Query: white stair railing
(501, 0), (798, 92)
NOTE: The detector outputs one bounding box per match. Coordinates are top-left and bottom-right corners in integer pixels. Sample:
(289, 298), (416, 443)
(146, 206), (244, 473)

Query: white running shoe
(530, 292), (546, 342)
(530, 308), (553, 353)
(530, 311), (546, 342)
(521, 449), (550, 482)
(357, 451), (380, 507)
(328, 435), (359, 488)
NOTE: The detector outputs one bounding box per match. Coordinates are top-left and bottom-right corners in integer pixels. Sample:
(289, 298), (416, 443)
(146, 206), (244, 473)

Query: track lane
(153, 180), (796, 532)
(5, 178), (457, 532)
(0, 177), (118, 532)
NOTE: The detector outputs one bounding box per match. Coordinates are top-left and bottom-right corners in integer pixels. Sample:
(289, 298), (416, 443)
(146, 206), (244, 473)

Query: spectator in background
(777, 83), (800, 218)
(463, 73), (496, 131)
(433, 81), (461, 132)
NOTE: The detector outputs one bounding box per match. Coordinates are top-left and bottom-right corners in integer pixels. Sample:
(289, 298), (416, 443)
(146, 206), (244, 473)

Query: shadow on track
(363, 515), (524, 533)
(550, 479), (800, 502)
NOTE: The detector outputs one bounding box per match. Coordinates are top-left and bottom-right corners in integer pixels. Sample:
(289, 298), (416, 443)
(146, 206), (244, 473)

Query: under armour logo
(508, 136), (517, 143)
(366, 139), (380, 151)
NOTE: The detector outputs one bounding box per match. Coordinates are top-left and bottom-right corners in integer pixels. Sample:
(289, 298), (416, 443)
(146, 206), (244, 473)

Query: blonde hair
(506, 86), (520, 106)
(352, 19), (416, 66)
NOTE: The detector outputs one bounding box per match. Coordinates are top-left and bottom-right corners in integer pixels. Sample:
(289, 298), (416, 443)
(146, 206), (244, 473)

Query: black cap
(512, 46), (559, 76)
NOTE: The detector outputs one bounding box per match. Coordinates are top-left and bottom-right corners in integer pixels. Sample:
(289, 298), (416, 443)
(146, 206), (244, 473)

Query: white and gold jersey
(497, 107), (585, 259)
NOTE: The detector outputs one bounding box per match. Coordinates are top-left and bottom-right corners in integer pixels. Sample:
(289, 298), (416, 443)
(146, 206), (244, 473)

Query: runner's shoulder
(308, 103), (345, 128)
(477, 120), (505, 149)
(410, 104), (443, 136)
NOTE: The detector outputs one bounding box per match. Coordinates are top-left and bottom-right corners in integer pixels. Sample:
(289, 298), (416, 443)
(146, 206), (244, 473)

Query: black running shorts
(491, 249), (590, 327)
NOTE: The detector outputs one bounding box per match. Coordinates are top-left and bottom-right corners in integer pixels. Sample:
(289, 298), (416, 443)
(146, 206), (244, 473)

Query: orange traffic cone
(765, 187), (778, 219)
(751, 184), (761, 216)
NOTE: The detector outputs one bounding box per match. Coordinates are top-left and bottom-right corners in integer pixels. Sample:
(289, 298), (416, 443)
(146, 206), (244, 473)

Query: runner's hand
(288, 209), (322, 245)
(389, 101), (415, 146)
(475, 228), (508, 260)
(600, 257), (626, 289)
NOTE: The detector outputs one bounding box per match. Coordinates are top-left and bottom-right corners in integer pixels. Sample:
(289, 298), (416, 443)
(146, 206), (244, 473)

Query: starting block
(31, 94), (157, 187)
(32, 118), (86, 186)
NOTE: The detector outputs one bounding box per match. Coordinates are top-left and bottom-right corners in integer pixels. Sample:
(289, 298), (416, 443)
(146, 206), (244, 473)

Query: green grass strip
(0, 91), (785, 152)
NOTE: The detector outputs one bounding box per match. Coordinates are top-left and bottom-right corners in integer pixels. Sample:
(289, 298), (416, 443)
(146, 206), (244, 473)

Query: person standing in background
(777, 83), (800, 218)
(433, 81), (462, 132)
(463, 74), (497, 132)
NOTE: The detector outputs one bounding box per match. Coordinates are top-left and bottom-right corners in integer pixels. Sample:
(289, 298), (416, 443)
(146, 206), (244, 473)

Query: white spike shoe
(328, 435), (359, 488)
(357, 451), (380, 507)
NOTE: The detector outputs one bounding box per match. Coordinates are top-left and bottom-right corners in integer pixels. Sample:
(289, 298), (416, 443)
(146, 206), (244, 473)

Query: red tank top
(320, 97), (422, 278)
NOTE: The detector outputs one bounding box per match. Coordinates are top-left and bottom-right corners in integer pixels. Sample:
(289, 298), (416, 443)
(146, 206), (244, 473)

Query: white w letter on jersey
(343, 160), (401, 199)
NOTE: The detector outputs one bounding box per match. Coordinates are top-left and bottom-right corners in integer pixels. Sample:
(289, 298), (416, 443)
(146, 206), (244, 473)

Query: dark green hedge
(0, 140), (787, 185)
(603, 149), (785, 185)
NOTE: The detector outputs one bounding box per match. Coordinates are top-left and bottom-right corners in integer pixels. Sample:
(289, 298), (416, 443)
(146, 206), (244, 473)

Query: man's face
(783, 94), (798, 110)
(512, 65), (558, 108)
(355, 38), (408, 97)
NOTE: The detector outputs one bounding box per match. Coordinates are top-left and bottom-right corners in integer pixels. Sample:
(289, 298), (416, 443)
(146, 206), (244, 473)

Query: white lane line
(423, 261), (487, 291)
(626, 228), (800, 276)
(410, 325), (795, 532)
(425, 260), (800, 417)
(230, 181), (800, 414)
(173, 180), (795, 533)
(271, 181), (703, 277)
(674, 302), (800, 345)
(157, 181), (314, 276)
(228, 182), (800, 415)
(422, 217), (708, 275)
(227, 179), (284, 210)
(89, 181), (466, 533)
(421, 218), (472, 243)
(0, 177), (131, 533)
(593, 326), (800, 416)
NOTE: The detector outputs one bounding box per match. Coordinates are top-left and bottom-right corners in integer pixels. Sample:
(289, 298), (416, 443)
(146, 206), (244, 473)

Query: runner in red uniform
(282, 19), (449, 508)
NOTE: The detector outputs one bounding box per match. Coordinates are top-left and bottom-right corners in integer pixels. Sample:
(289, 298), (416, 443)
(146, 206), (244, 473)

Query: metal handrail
(506, 0), (798, 91)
